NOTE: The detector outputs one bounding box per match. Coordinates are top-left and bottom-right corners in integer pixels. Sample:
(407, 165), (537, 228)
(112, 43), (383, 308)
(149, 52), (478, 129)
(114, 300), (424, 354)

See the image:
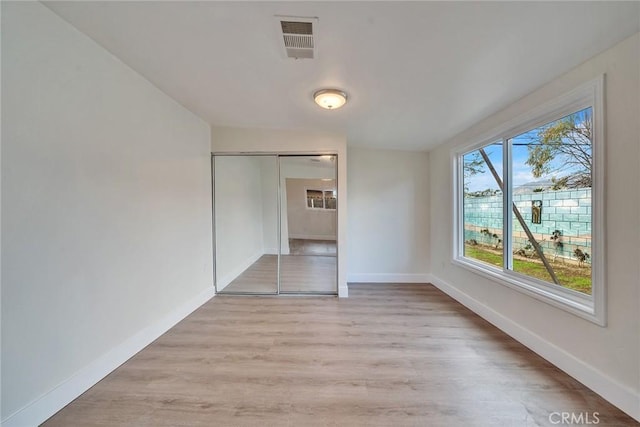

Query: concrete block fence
(464, 189), (592, 261)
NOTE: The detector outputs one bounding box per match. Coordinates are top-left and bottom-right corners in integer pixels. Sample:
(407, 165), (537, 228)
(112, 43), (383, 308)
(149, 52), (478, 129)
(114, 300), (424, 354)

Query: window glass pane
(306, 190), (323, 209)
(508, 107), (592, 294)
(462, 142), (503, 267)
(324, 190), (336, 210)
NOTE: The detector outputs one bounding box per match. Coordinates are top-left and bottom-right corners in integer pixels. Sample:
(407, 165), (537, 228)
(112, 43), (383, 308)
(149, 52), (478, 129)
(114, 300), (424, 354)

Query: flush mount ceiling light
(313, 89), (348, 110)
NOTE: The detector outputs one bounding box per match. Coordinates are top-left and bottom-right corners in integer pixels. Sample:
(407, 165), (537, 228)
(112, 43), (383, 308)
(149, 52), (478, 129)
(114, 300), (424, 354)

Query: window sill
(451, 257), (604, 326)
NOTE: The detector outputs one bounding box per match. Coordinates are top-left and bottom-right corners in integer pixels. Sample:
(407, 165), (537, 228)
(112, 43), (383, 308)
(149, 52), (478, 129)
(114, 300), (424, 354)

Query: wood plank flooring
(43, 284), (637, 426)
(219, 254), (278, 294)
(288, 239), (337, 256)
(221, 254), (337, 294)
(280, 255), (336, 293)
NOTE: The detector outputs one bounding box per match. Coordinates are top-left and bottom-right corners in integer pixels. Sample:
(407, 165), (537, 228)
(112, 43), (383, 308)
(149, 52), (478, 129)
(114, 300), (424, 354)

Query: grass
(464, 244), (592, 294)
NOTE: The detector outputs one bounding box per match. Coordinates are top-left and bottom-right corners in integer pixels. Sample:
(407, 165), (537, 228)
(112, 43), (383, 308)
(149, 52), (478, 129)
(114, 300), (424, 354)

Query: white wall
(347, 147), (430, 283)
(214, 156), (269, 290)
(285, 178), (337, 240)
(1, 3), (213, 424)
(429, 33), (640, 421)
(260, 158), (279, 254)
(211, 126), (349, 296)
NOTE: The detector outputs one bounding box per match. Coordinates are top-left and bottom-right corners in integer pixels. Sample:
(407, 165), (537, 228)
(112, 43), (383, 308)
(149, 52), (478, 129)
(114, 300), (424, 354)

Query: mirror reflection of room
(214, 155), (278, 294)
(289, 183), (336, 255)
(280, 155), (337, 293)
(214, 154), (338, 295)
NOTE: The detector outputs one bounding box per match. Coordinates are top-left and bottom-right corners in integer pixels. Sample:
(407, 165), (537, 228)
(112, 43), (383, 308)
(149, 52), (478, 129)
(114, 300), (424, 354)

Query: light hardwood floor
(288, 239), (337, 256)
(218, 254), (278, 294)
(280, 255), (336, 293)
(221, 254), (337, 294)
(43, 284), (637, 426)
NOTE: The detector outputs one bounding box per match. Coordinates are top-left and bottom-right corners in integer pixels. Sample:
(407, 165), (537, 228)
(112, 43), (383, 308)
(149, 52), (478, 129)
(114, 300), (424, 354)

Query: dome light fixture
(313, 89), (348, 110)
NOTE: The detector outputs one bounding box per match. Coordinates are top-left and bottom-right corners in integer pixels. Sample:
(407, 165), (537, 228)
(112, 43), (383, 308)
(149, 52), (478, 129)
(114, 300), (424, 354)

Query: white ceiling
(45, 1), (639, 151)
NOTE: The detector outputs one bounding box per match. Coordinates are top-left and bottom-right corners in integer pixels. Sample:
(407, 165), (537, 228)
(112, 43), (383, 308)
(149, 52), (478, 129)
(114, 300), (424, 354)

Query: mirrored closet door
(279, 155), (337, 294)
(213, 154), (337, 295)
(214, 155), (279, 294)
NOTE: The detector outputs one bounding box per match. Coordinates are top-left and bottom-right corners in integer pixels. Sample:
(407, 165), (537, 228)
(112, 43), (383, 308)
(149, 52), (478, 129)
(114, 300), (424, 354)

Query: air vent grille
(276, 16), (317, 59)
(281, 21), (312, 35)
(283, 34), (314, 49)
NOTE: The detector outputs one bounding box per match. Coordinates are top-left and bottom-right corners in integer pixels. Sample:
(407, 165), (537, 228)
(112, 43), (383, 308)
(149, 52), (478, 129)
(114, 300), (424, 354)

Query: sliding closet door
(279, 155), (338, 294)
(214, 155), (279, 294)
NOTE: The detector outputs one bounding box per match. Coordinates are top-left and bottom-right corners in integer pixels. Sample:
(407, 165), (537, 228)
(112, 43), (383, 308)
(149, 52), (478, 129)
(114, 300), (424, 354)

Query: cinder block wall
(463, 189), (592, 260)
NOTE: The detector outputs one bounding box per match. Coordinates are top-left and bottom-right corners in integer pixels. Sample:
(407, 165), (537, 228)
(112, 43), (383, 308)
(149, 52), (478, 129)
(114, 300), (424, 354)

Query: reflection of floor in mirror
(289, 239), (337, 256)
(220, 254), (337, 294)
(280, 255), (336, 293)
(220, 255), (278, 294)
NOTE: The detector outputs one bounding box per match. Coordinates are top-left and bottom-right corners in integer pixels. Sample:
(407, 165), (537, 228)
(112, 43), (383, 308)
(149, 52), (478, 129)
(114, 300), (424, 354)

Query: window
(462, 142), (504, 267)
(306, 189), (336, 210)
(324, 190), (337, 209)
(306, 190), (324, 208)
(454, 77), (604, 324)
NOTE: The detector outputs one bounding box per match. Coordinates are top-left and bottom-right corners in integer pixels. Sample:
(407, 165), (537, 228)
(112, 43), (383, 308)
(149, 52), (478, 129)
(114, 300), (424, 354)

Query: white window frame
(452, 76), (606, 326)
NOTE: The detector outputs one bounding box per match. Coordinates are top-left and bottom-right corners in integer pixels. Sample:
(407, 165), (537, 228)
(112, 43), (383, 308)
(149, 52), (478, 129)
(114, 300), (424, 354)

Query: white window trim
(451, 75), (606, 326)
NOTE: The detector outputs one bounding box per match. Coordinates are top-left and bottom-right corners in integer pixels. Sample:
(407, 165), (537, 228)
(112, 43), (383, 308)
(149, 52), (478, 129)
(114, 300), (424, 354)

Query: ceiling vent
(275, 16), (318, 59)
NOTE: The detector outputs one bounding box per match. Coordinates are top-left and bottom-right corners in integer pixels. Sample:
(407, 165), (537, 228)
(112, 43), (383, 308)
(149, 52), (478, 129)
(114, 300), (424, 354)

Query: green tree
(525, 110), (592, 189)
(463, 151), (485, 177)
(462, 151), (486, 193)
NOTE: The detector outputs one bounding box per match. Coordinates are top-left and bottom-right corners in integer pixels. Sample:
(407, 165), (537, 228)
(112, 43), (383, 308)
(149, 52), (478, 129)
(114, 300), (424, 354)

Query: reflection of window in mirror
(306, 190), (324, 208)
(306, 189), (336, 210)
(324, 190), (337, 209)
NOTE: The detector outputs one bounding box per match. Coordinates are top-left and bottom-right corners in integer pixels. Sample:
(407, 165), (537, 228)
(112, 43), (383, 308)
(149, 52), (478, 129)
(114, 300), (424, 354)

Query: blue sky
(464, 143), (559, 192)
(464, 107), (591, 193)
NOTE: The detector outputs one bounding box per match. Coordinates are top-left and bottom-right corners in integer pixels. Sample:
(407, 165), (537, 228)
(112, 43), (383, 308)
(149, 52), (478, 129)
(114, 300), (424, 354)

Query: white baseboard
(338, 284), (349, 298)
(347, 273), (431, 283)
(2, 286), (216, 427)
(216, 250), (262, 290)
(289, 234), (336, 241)
(264, 247), (279, 255)
(428, 274), (640, 423)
